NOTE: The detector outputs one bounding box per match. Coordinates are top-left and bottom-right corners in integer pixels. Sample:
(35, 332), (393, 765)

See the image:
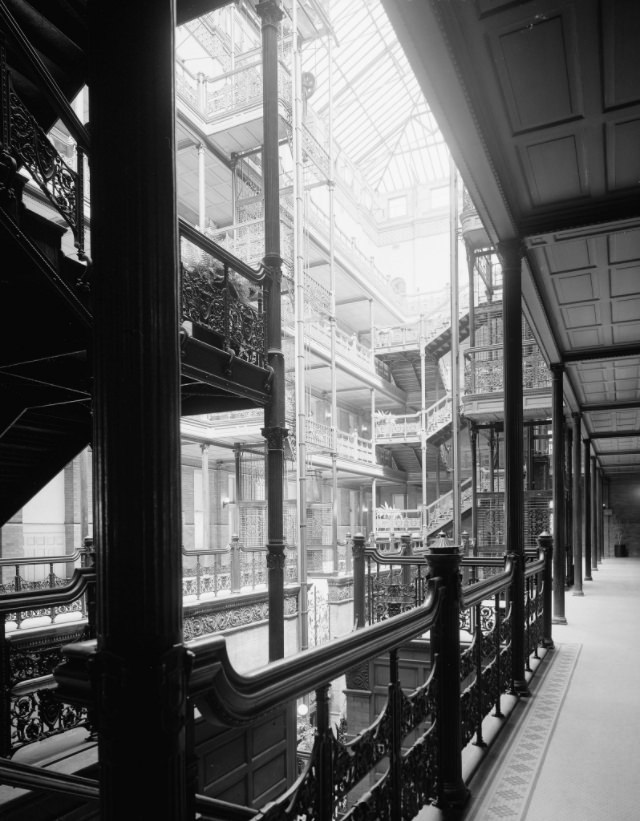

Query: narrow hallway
(465, 557), (640, 820)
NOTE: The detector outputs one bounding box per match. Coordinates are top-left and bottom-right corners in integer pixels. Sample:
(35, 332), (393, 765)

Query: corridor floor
(462, 555), (640, 821)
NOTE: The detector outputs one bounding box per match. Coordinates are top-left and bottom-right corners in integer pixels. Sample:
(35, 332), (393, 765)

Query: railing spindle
(473, 603), (486, 748)
(389, 648), (403, 818)
(493, 592), (504, 718)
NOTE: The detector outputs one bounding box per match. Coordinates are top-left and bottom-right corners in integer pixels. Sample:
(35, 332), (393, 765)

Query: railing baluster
(389, 648), (403, 818)
(315, 684), (333, 821)
(493, 592), (504, 718)
(196, 555), (202, 601)
(473, 603), (486, 748)
(0, 621), (11, 757)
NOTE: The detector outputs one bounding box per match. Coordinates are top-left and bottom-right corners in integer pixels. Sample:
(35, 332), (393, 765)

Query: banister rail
(0, 548), (82, 568)
(52, 533), (554, 817)
(188, 580), (441, 723)
(0, 566), (96, 756)
(0, 566), (95, 611)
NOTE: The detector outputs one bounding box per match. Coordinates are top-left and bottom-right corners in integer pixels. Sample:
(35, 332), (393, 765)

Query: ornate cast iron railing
(0, 58), (86, 258)
(423, 477), (474, 537)
(373, 289), (470, 352)
(179, 219), (268, 369)
(181, 537), (298, 601)
(363, 542), (429, 623)
(0, 567), (96, 757)
(0, 549), (83, 596)
(48, 534), (553, 817)
(374, 394), (453, 445)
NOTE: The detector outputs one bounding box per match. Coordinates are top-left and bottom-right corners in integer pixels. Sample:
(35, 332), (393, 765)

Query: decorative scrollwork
(9, 89), (80, 239)
(10, 687), (87, 752)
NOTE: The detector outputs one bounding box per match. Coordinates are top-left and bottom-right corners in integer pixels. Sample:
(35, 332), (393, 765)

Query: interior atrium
(0, 0), (639, 819)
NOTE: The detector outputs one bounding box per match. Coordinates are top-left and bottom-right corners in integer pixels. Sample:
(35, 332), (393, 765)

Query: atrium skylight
(300, 0), (449, 194)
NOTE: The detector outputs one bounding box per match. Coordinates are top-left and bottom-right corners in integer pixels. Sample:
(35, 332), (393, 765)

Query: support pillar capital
(256, 0), (284, 28)
(496, 238), (524, 268)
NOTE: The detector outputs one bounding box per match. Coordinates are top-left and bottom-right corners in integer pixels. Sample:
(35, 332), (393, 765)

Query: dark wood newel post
(498, 239), (528, 696)
(538, 531), (554, 648)
(426, 543), (469, 811)
(257, 0), (287, 662)
(89, 0), (189, 817)
(550, 365), (567, 624)
(352, 533), (366, 628)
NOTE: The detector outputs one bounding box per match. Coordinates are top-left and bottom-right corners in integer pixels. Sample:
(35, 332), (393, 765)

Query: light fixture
(297, 702), (309, 717)
(222, 496), (230, 507)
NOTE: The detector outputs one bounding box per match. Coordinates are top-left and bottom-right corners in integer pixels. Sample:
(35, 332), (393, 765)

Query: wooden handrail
(188, 581), (442, 725)
(0, 566), (95, 613)
(0, 548), (82, 568)
(0, 758), (98, 799)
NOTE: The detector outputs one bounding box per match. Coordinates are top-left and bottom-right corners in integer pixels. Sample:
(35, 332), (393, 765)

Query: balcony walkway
(421, 554), (640, 821)
(3, 557), (640, 818)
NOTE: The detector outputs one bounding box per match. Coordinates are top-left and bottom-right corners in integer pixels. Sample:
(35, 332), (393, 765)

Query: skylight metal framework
(305, 0), (448, 194)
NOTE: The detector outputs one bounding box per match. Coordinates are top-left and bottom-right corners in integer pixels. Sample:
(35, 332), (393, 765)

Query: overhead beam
(564, 345), (640, 363)
(595, 449), (640, 457)
(589, 431), (640, 439)
(582, 401), (640, 412)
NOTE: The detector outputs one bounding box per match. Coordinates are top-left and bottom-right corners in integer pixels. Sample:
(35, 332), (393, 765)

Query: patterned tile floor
(467, 643), (581, 820)
(418, 556), (640, 821)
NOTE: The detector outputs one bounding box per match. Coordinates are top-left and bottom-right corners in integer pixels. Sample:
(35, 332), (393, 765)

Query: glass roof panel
(302, 0), (447, 194)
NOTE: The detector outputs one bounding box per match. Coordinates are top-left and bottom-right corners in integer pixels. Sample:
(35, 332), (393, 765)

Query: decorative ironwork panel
(239, 504), (266, 548)
(11, 685), (87, 754)
(180, 235), (266, 368)
(8, 88), (81, 242)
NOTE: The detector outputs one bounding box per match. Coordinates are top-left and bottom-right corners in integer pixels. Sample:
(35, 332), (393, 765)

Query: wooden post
(426, 541), (469, 810)
(88, 1), (189, 816)
(538, 531), (554, 648)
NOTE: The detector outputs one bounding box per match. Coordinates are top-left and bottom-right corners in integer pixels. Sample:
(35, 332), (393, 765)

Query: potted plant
(613, 518), (627, 557)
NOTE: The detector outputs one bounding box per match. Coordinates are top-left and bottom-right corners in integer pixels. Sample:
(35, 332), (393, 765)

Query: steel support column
(551, 364), (566, 623)
(498, 239), (528, 695)
(591, 456), (598, 572)
(583, 439), (592, 581)
(470, 424), (478, 548)
(572, 414), (583, 595)
(257, 0), (287, 661)
(88, 1), (189, 816)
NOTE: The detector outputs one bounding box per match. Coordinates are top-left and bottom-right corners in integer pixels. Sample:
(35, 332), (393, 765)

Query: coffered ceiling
(382, 0), (640, 477)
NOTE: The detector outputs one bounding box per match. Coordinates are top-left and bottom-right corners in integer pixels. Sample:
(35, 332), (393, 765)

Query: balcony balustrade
(374, 394), (453, 445)
(4, 529), (554, 817)
(2, 70), (87, 259)
(464, 348), (552, 395)
(180, 221), (268, 370)
(181, 537), (298, 601)
(373, 288), (470, 352)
